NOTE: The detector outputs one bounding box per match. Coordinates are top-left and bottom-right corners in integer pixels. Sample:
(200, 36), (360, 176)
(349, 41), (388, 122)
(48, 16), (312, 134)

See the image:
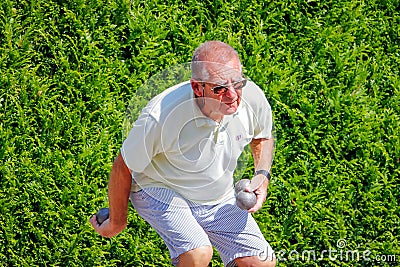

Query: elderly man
(91, 41), (276, 267)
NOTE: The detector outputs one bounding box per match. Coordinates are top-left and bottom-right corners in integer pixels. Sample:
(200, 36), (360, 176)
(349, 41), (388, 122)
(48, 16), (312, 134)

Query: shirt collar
(191, 92), (218, 127)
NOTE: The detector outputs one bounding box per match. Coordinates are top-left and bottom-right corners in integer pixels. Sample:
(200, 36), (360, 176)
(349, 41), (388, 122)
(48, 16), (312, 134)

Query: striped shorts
(129, 187), (274, 266)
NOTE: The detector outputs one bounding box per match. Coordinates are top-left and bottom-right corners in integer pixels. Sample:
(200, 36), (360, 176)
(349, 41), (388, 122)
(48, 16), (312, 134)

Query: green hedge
(0, 0), (399, 266)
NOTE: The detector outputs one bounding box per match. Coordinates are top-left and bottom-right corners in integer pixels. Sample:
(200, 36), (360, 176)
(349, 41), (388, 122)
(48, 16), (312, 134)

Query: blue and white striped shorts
(130, 187), (274, 266)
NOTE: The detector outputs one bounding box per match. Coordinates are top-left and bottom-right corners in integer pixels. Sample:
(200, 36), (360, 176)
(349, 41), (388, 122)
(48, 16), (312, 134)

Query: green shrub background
(0, 0), (399, 266)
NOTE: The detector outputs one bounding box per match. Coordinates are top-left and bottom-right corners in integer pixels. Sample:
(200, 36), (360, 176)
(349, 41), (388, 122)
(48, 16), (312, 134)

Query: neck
(196, 97), (223, 122)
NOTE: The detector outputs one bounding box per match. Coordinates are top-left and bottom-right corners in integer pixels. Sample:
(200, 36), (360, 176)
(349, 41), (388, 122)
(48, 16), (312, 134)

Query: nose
(224, 84), (238, 99)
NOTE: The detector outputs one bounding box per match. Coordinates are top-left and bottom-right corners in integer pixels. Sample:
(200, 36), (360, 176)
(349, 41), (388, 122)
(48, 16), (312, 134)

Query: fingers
(89, 215), (108, 236)
(247, 195), (264, 213)
(248, 174), (266, 191)
(89, 214), (123, 238)
(90, 215), (99, 228)
(90, 215), (105, 234)
(247, 188), (267, 213)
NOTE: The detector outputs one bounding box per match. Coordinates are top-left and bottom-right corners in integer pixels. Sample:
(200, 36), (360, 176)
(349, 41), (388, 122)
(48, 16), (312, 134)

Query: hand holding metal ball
(236, 191), (257, 210)
(96, 208), (109, 225)
(234, 179), (257, 210)
(234, 179), (251, 193)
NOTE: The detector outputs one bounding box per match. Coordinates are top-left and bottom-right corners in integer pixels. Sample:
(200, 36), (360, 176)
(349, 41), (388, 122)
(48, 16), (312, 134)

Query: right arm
(90, 112), (159, 237)
(90, 152), (132, 238)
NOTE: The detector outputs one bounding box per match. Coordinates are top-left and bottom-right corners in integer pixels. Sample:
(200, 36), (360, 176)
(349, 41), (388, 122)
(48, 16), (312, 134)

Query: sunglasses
(203, 79), (247, 95)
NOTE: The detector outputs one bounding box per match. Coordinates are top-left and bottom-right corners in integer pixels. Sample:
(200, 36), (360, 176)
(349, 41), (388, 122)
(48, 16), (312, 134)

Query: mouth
(221, 100), (238, 112)
(223, 98), (238, 106)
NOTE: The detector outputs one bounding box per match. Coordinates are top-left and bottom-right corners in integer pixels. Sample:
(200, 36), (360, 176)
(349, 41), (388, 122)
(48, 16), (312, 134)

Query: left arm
(247, 137), (274, 213)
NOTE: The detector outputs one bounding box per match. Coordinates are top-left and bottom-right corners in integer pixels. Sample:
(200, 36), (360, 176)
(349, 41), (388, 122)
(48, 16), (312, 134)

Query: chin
(222, 103), (238, 115)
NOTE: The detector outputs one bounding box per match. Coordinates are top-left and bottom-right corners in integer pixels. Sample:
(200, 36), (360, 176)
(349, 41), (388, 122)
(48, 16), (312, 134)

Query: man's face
(201, 58), (244, 116)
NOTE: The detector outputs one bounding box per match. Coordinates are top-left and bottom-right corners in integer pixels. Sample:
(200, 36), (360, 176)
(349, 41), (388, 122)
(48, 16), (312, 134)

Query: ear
(190, 79), (203, 97)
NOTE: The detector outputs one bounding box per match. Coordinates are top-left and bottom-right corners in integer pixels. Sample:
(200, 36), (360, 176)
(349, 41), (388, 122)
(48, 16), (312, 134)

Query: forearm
(108, 152), (132, 228)
(247, 137), (274, 212)
(250, 137), (274, 172)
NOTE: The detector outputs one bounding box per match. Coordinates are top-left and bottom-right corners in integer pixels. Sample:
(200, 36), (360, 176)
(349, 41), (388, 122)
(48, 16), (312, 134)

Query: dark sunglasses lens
(213, 86), (227, 95)
(233, 79), (247, 90)
(232, 81), (242, 90)
(212, 79), (247, 94)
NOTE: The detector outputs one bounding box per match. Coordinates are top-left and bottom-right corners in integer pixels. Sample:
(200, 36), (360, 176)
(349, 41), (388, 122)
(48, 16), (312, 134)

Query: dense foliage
(0, 0), (399, 266)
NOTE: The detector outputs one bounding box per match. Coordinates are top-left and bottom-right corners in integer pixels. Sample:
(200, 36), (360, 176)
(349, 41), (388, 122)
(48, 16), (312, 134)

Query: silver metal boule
(234, 179), (251, 194)
(96, 208), (109, 225)
(236, 191), (256, 210)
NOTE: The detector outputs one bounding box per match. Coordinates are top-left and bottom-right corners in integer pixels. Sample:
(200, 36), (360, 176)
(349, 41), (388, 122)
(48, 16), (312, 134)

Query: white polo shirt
(121, 80), (273, 204)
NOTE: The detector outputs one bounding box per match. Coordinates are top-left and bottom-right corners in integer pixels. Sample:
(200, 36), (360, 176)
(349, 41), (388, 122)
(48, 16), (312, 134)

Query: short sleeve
(121, 113), (160, 173)
(244, 82), (273, 139)
(253, 95), (273, 139)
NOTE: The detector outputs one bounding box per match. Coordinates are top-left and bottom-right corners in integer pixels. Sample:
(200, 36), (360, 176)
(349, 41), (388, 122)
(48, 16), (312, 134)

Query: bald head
(192, 41), (239, 63)
(191, 41), (242, 82)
